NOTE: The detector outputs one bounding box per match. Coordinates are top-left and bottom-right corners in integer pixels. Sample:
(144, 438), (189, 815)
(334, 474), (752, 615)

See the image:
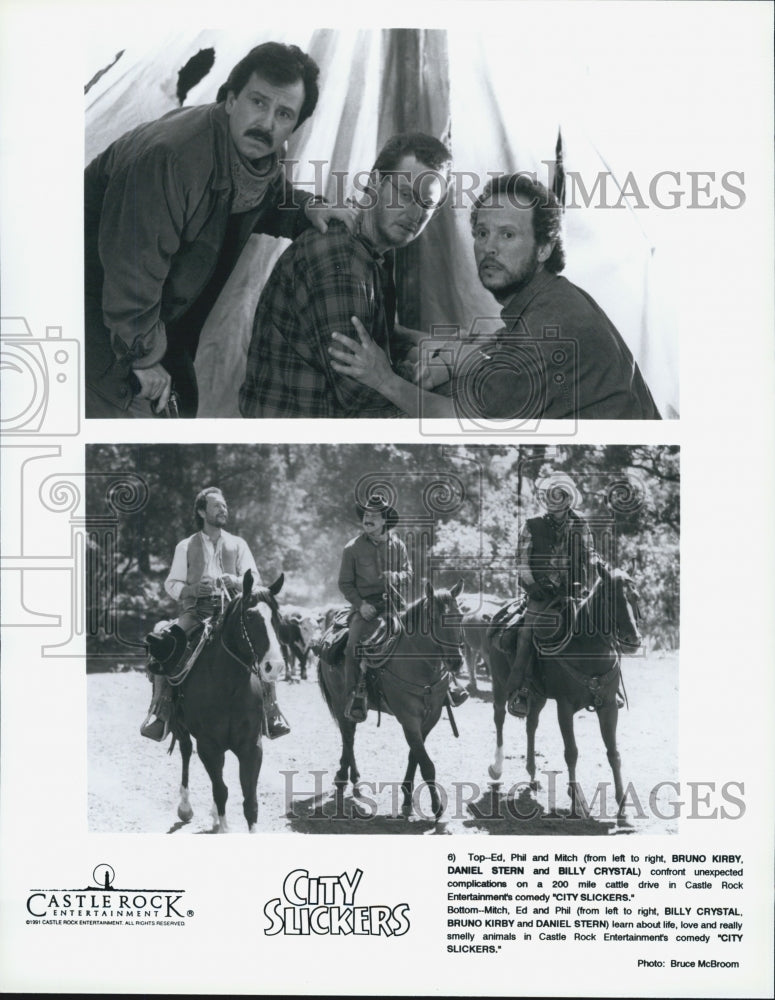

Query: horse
(486, 565), (642, 826)
(166, 569), (286, 832)
(460, 594), (506, 695)
(318, 580), (465, 830)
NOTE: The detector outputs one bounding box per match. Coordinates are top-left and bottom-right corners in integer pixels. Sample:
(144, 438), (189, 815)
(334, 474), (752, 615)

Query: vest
(180, 531), (245, 610)
(526, 511), (590, 591)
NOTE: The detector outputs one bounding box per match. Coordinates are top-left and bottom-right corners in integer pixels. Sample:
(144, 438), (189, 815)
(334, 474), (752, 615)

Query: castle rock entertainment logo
(264, 868), (411, 937)
(25, 864), (192, 927)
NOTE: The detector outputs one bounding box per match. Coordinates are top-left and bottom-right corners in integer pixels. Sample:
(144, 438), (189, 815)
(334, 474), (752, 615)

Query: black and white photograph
(83, 26), (675, 423)
(85, 444), (679, 835)
(1, 0), (773, 996)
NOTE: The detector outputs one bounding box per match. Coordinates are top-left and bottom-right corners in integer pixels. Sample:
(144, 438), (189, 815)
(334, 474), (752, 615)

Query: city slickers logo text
(264, 868), (410, 936)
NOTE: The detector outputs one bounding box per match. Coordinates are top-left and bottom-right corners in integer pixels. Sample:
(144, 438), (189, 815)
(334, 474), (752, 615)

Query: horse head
(423, 579), (466, 672)
(224, 570), (286, 681)
(596, 564), (642, 652)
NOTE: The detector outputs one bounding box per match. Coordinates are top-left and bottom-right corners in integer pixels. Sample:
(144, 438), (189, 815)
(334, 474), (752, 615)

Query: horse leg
(463, 643), (479, 695)
(177, 731), (194, 823)
(400, 749), (419, 818)
(238, 740), (263, 833)
(488, 647), (509, 783)
(197, 739), (229, 833)
(489, 696), (506, 783)
(334, 719), (360, 810)
(403, 725), (444, 826)
(597, 704), (628, 825)
(526, 696), (546, 791)
(555, 701), (585, 819)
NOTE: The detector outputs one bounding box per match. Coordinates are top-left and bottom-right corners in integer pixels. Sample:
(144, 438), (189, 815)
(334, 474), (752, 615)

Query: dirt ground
(87, 652), (678, 836)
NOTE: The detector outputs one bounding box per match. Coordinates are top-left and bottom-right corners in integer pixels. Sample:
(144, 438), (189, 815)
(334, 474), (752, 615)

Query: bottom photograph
(85, 443), (679, 836)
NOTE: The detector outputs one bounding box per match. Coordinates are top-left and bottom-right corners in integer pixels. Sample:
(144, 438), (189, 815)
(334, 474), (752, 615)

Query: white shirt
(164, 530), (259, 601)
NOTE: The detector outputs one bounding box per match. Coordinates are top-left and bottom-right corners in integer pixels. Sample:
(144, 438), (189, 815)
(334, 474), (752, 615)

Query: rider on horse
(142, 486), (290, 740)
(507, 471), (602, 718)
(339, 494), (412, 724)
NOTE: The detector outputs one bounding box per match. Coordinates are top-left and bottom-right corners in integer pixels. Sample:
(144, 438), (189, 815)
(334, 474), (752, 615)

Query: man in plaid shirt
(238, 132), (452, 417)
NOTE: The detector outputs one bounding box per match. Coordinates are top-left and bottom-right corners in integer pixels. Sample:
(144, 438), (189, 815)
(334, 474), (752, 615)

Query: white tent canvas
(85, 24), (679, 417)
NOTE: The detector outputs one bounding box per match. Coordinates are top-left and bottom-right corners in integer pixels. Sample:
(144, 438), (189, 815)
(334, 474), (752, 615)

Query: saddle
(314, 607), (352, 666)
(488, 596), (528, 656)
(360, 615), (403, 667)
(146, 619), (212, 684)
(316, 609), (401, 670)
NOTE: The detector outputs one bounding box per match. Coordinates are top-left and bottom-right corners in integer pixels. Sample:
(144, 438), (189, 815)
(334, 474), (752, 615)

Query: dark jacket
(460, 270), (661, 421)
(84, 103), (311, 412)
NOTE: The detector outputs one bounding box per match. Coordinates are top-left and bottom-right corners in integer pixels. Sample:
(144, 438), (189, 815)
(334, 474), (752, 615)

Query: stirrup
(448, 685), (469, 708)
(266, 707), (291, 740)
(140, 715), (169, 742)
(345, 686), (368, 723)
(507, 689), (529, 718)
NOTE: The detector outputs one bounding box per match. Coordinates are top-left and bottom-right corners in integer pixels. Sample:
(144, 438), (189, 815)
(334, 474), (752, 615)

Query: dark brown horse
(460, 594), (508, 694)
(487, 565), (642, 825)
(318, 581), (465, 830)
(168, 570), (286, 832)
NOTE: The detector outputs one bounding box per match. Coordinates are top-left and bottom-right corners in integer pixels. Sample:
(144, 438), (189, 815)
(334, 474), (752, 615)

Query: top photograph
(84, 27), (682, 422)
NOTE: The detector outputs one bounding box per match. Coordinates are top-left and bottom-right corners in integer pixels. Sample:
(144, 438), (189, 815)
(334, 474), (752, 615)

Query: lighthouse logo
(25, 864), (192, 927)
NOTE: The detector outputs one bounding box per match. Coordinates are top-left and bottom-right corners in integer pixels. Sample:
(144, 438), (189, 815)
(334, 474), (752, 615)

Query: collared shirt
(239, 220), (403, 418)
(452, 270), (661, 420)
(165, 530), (259, 601)
(338, 531), (412, 608)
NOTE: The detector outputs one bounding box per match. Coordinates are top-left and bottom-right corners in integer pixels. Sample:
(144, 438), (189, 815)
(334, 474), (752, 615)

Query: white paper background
(1, 1), (773, 996)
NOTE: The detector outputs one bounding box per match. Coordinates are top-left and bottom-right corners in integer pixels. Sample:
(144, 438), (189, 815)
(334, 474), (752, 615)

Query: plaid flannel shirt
(239, 220), (403, 418)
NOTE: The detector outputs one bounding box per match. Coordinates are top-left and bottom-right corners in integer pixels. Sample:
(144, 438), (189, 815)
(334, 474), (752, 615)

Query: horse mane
(401, 588), (453, 631)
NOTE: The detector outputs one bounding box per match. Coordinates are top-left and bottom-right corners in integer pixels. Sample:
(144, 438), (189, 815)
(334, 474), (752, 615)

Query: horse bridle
(429, 593), (465, 670)
(219, 594), (274, 676)
(616, 577), (642, 650)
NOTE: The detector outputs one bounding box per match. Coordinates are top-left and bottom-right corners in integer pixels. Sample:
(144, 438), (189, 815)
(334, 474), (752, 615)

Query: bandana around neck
(229, 140), (282, 214)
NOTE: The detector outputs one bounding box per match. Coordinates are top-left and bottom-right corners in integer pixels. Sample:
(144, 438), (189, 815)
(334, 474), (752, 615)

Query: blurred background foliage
(86, 444), (679, 664)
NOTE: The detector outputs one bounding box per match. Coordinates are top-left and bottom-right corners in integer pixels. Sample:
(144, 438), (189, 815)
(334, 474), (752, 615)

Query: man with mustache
(329, 173), (661, 420)
(142, 486), (290, 741)
(238, 131), (452, 417)
(85, 41), (353, 418)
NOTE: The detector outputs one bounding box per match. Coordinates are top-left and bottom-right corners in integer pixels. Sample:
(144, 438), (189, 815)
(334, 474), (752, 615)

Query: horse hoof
(177, 805), (194, 823)
(433, 819), (450, 835)
(529, 780), (540, 792)
(616, 814), (633, 829)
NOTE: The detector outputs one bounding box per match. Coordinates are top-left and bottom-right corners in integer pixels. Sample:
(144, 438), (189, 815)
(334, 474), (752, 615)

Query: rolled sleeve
(236, 538), (260, 584)
(165, 538), (189, 601)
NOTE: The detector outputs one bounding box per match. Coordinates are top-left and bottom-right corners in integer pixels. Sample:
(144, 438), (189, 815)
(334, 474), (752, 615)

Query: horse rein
(218, 595), (273, 676)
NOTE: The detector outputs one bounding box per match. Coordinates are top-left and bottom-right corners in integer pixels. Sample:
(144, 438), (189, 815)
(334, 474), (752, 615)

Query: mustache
(244, 127), (272, 144)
